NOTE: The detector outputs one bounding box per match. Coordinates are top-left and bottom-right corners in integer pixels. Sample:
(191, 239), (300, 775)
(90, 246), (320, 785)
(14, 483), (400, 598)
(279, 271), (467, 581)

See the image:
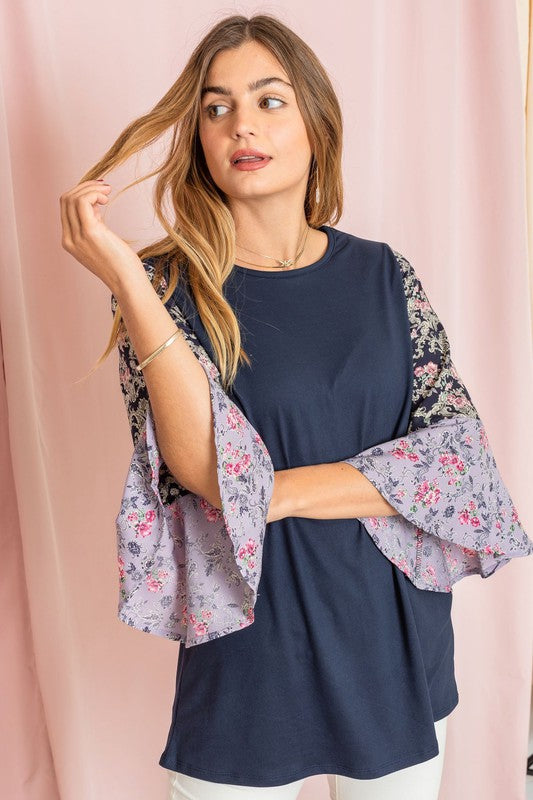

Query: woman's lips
(231, 157), (272, 171)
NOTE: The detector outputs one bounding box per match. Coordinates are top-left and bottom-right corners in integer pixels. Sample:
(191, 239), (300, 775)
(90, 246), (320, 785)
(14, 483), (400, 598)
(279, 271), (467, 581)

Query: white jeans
(167, 715), (448, 800)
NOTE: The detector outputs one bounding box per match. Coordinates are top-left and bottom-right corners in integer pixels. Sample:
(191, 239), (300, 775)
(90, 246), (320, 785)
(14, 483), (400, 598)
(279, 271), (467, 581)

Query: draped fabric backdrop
(1, 2), (532, 799)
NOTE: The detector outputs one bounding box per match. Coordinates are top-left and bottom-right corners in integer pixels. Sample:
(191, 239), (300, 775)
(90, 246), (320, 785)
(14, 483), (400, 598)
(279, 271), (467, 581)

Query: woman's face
(198, 40), (313, 206)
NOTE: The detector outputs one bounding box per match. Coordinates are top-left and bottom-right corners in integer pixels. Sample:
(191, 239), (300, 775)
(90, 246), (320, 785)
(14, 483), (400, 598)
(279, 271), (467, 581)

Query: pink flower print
(440, 544), (459, 569)
(458, 503), (481, 528)
(224, 460), (235, 475)
(392, 555), (410, 572)
(127, 511), (140, 523)
(239, 605), (255, 626)
(394, 489), (407, 500)
(253, 432), (270, 456)
(223, 446), (251, 477)
(439, 452), (467, 486)
(227, 405), (245, 431)
(447, 393), (470, 409)
(238, 538), (258, 568)
(439, 451), (467, 486)
(414, 361), (438, 384)
(201, 609), (213, 620)
(445, 554), (458, 570)
(414, 480), (441, 507)
(391, 555), (412, 577)
(511, 507), (520, 524)
(137, 520), (152, 538)
(194, 621), (209, 635)
(421, 564), (438, 586)
(145, 509), (156, 523)
(146, 574), (163, 592)
(368, 516), (389, 528)
(200, 498), (223, 522)
(232, 458), (245, 476)
(392, 439), (419, 462)
(479, 427), (488, 449)
(483, 543), (505, 556)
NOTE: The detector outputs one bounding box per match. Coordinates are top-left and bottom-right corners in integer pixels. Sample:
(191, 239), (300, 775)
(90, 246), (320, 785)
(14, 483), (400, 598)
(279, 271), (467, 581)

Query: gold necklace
(235, 222), (311, 270)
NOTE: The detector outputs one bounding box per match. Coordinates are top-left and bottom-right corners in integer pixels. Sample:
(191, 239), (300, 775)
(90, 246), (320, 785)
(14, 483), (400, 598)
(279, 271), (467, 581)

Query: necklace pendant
(278, 258), (294, 268)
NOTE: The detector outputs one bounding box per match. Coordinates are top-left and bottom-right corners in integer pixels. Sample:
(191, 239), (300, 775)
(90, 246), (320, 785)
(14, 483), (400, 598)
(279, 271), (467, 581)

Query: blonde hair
(82, 12), (344, 392)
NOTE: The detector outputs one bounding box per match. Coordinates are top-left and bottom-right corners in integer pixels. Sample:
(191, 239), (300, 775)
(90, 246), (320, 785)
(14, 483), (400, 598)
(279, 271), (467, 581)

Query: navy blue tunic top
(158, 225), (458, 786)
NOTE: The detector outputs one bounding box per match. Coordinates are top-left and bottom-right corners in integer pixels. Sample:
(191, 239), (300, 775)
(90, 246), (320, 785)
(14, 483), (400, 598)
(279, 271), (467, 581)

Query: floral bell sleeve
(111, 261), (274, 646)
(342, 248), (533, 592)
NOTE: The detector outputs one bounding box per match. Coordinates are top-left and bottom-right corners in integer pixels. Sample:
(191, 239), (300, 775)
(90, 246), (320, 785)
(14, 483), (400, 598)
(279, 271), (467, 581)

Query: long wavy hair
(81, 12), (344, 392)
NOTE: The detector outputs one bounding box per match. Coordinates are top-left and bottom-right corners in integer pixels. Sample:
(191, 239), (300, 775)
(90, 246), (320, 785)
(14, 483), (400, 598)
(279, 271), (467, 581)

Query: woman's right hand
(59, 179), (144, 293)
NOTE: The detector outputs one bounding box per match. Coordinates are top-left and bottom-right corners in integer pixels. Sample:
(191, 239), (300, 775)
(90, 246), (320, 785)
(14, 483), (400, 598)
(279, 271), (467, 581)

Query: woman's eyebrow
(201, 76), (293, 99)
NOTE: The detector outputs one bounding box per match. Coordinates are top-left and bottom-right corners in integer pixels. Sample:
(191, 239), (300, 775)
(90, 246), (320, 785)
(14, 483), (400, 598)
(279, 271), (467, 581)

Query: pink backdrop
(1, 2), (532, 799)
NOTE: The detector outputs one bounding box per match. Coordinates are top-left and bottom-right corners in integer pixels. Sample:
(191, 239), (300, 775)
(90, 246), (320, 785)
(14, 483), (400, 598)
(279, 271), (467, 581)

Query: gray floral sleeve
(342, 248), (533, 591)
(112, 260), (274, 646)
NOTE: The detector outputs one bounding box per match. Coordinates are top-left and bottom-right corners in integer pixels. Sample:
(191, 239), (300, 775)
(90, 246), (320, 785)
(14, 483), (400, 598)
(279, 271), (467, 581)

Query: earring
(315, 163), (320, 205)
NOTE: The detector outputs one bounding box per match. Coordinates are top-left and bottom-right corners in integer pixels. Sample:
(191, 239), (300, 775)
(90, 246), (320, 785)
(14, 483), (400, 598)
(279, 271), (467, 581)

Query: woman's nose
(231, 106), (259, 138)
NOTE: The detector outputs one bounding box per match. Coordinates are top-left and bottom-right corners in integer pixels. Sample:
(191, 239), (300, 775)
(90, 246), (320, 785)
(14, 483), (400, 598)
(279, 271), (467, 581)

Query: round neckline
(232, 225), (335, 278)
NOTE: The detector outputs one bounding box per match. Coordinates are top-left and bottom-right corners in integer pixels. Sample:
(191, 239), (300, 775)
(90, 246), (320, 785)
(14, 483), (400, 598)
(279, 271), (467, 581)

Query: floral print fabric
(112, 251), (533, 646)
(343, 249), (533, 590)
(112, 268), (274, 647)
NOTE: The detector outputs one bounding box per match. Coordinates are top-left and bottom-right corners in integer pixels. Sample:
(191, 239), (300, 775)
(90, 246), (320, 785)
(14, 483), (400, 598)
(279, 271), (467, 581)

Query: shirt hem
(433, 693), (459, 722)
(159, 696), (460, 787)
(160, 740), (445, 787)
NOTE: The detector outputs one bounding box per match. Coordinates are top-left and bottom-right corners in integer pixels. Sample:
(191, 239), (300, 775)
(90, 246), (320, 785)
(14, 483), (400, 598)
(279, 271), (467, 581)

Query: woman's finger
(61, 180), (102, 246)
(70, 180), (110, 240)
(75, 185), (111, 235)
(62, 181), (111, 247)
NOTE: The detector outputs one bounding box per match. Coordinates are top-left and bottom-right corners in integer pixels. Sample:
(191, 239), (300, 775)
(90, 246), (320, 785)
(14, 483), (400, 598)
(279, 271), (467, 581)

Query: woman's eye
(206, 104), (229, 118)
(259, 96), (285, 109)
(205, 96), (285, 118)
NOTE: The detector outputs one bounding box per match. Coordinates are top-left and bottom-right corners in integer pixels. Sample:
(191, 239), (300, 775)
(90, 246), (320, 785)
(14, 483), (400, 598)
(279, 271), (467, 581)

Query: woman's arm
(272, 463), (398, 520)
(112, 267), (222, 506)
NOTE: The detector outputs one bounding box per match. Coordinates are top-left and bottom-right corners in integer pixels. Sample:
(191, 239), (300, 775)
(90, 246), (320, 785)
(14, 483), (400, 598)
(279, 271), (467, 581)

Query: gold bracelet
(136, 330), (181, 372)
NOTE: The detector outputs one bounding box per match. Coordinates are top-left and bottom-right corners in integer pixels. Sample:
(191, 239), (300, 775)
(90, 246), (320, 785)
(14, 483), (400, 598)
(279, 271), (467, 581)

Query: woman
(59, 13), (533, 800)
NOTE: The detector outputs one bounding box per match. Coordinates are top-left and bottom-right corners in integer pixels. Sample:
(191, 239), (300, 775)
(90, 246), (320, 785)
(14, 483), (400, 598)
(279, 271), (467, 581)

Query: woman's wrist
(266, 471), (293, 523)
(108, 257), (152, 302)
